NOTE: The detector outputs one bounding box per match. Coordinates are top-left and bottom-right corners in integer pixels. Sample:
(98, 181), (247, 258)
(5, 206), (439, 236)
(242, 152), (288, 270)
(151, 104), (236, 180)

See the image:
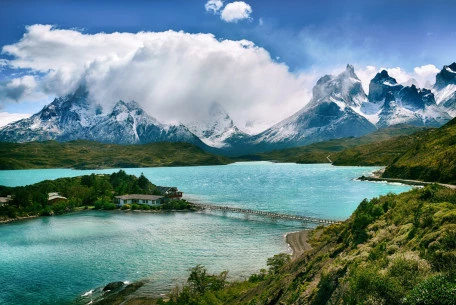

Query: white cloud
(349, 65), (439, 94)
(354, 65), (378, 93)
(383, 65), (439, 89)
(0, 75), (45, 104)
(221, 1), (252, 23)
(205, 0), (224, 14)
(0, 112), (31, 128)
(2, 25), (314, 134)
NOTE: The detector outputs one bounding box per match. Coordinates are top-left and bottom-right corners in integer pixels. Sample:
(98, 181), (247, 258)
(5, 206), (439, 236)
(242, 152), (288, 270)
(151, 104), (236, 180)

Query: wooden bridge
(192, 203), (341, 225)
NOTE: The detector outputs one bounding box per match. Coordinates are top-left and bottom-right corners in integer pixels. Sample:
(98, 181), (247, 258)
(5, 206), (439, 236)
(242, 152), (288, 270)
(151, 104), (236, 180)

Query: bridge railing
(191, 203), (340, 225)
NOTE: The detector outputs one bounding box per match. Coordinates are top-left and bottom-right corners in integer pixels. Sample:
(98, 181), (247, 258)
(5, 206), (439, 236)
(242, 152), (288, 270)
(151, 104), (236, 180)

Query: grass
(0, 140), (231, 170)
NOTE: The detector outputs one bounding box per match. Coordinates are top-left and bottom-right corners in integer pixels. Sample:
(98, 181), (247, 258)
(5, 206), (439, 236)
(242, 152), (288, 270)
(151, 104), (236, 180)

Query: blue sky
(1, 0), (455, 131)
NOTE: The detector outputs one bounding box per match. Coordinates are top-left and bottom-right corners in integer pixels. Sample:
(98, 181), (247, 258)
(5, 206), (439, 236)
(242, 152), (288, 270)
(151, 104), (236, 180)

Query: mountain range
(1, 63), (455, 155)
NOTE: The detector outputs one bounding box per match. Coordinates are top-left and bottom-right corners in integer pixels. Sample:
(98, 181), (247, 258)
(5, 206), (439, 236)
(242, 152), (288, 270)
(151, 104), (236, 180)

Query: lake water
(0, 162), (413, 304)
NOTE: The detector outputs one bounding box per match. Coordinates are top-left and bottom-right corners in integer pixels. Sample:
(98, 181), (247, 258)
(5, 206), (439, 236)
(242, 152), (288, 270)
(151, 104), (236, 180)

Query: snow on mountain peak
(184, 102), (246, 148)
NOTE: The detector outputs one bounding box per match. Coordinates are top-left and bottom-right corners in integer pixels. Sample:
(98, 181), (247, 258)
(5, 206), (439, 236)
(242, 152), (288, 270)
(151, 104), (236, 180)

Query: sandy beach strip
(286, 230), (312, 260)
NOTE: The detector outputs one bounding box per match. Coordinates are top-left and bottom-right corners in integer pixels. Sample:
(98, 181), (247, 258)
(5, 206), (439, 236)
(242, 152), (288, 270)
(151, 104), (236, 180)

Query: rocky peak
(342, 64), (357, 79)
(435, 62), (456, 89)
(310, 64), (366, 108)
(368, 70), (402, 103)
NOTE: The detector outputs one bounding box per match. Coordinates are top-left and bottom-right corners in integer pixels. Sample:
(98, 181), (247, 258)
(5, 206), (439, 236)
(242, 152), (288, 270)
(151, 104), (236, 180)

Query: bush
(121, 204), (131, 210)
(267, 253), (291, 275)
(403, 275), (456, 305)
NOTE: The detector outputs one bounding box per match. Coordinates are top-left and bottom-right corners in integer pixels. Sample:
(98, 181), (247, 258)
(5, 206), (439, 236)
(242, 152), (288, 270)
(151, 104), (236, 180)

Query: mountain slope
(368, 70), (451, 128)
(383, 117), (456, 184)
(248, 65), (377, 152)
(226, 185), (456, 305)
(248, 125), (426, 164)
(0, 88), (207, 148)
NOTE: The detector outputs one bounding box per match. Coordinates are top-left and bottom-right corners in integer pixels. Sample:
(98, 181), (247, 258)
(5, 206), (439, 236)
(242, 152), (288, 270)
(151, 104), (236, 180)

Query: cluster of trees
(157, 253), (291, 305)
(0, 170), (186, 220)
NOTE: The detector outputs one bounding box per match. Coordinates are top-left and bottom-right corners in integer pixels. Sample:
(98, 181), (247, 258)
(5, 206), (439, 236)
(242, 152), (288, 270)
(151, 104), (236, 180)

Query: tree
(267, 253), (291, 274)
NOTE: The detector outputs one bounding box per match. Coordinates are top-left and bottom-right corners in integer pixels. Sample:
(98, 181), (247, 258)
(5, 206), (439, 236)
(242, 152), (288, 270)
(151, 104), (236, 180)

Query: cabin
(48, 192), (67, 203)
(157, 186), (183, 199)
(114, 194), (164, 207)
(0, 195), (12, 206)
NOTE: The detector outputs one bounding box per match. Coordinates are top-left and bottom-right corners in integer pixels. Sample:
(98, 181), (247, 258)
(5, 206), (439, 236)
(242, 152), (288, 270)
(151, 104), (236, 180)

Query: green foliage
(0, 170), (159, 219)
(349, 197), (387, 245)
(243, 125), (426, 164)
(267, 253), (291, 275)
(403, 275), (456, 305)
(383, 118), (456, 184)
(0, 140), (231, 170)
(165, 265), (228, 305)
(162, 199), (193, 211)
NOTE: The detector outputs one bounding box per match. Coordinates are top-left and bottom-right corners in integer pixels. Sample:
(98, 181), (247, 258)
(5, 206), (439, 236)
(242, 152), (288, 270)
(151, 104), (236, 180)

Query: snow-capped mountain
(183, 102), (248, 149)
(433, 62), (456, 116)
(2, 63), (456, 155)
(367, 70), (450, 128)
(248, 65), (377, 151)
(0, 87), (206, 147)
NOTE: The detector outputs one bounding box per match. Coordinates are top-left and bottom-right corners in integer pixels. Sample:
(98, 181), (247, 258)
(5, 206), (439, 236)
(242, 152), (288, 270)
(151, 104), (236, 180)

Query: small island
(0, 170), (194, 223)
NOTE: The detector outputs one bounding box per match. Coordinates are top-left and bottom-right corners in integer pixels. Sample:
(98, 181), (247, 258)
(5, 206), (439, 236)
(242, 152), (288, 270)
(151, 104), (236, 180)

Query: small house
(114, 194), (164, 207)
(0, 195), (12, 206)
(48, 192), (67, 203)
(157, 186), (183, 199)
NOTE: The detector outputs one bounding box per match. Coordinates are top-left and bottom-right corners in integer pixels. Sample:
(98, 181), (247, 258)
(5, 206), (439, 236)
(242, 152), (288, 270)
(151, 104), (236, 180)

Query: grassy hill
(220, 184), (456, 305)
(0, 140), (231, 170)
(331, 128), (434, 166)
(244, 125), (426, 164)
(383, 118), (456, 184)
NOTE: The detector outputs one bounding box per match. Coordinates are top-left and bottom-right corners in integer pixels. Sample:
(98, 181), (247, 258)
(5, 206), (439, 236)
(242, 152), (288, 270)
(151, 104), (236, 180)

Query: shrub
(267, 253), (291, 275)
(403, 275), (456, 305)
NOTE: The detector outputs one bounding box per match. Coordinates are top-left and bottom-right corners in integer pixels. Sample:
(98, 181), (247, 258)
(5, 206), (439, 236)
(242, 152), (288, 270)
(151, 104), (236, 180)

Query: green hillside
(221, 184), (456, 305)
(248, 125), (426, 164)
(0, 140), (231, 170)
(332, 128), (433, 166)
(382, 118), (456, 184)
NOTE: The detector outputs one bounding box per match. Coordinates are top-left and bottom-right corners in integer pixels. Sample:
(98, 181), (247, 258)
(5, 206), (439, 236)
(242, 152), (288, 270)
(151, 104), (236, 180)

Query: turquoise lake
(0, 162), (413, 304)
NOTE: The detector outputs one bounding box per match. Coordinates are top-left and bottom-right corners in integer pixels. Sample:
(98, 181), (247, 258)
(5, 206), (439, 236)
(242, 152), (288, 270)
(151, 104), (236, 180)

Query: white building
(114, 194), (164, 207)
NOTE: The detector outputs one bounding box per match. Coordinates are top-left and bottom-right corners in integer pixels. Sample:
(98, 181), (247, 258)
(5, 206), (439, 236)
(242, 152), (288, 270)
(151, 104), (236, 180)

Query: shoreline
(0, 206), (197, 225)
(285, 230), (312, 260)
(359, 170), (456, 189)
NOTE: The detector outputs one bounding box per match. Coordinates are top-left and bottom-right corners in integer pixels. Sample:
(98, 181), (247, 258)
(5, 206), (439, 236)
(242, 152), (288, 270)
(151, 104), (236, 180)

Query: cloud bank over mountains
(0, 24), (442, 133)
(1, 24), (314, 133)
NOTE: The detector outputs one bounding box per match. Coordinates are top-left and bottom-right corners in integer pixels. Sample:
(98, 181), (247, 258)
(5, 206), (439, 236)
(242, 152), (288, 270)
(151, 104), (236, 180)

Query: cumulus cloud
(2, 25), (314, 134)
(205, 0), (224, 14)
(0, 112), (31, 128)
(221, 1), (252, 23)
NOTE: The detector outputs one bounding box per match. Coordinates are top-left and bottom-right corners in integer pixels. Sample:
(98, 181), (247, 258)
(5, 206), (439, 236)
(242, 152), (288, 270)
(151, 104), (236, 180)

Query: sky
(0, 0), (455, 132)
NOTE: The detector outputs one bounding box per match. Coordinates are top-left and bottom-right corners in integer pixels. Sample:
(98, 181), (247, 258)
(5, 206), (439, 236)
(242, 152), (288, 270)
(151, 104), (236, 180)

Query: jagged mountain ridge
(248, 65), (378, 151)
(1, 63), (456, 155)
(367, 69), (450, 128)
(0, 88), (207, 148)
